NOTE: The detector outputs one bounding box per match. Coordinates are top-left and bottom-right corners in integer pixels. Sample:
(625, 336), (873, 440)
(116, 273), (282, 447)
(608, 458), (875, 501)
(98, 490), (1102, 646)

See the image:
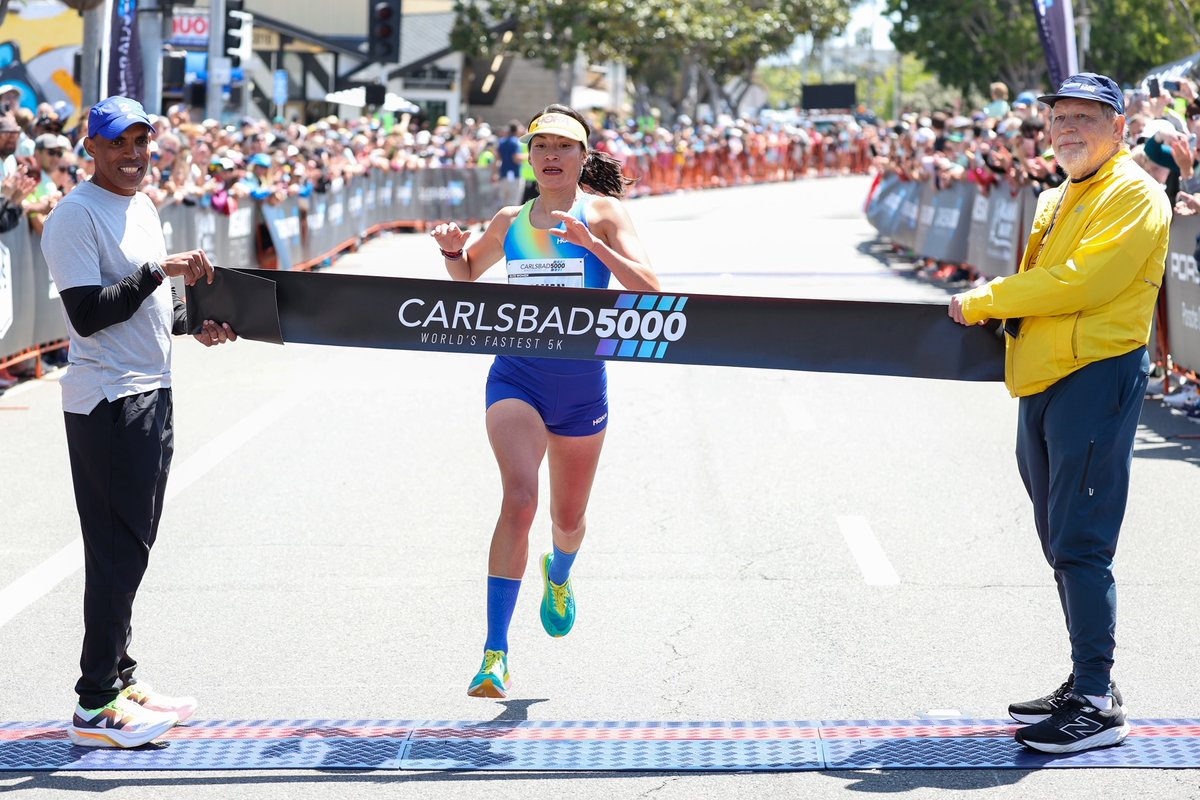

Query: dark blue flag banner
(186, 267), (1006, 382)
(107, 0), (144, 102)
(1032, 0), (1078, 88)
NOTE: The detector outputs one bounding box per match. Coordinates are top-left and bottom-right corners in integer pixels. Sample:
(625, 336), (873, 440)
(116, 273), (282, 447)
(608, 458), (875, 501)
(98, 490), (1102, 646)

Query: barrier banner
(304, 192), (333, 263)
(348, 180), (366, 238)
(890, 181), (922, 249)
(159, 202), (195, 256)
(260, 201), (302, 270)
(29, 233), (67, 346)
(389, 173), (423, 225)
(363, 174), (379, 230)
(1166, 215), (1200, 371)
(218, 206), (257, 268)
(914, 181), (974, 264)
(866, 174), (903, 234)
(417, 169), (469, 223)
(466, 167), (506, 222)
(187, 267), (1006, 382)
(0, 226), (36, 359)
(967, 186), (1023, 278)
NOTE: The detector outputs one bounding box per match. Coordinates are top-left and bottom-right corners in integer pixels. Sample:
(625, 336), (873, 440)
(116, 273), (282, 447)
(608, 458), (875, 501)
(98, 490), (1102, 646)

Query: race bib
(506, 257), (585, 288)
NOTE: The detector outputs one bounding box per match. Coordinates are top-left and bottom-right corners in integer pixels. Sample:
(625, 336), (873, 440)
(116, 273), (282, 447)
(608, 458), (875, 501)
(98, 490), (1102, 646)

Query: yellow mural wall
(1, 1), (85, 125)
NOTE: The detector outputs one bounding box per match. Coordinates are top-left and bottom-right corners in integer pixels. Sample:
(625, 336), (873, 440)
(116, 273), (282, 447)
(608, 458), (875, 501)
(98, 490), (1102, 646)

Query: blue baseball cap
(1038, 72), (1124, 115)
(249, 152), (272, 168)
(88, 96), (155, 139)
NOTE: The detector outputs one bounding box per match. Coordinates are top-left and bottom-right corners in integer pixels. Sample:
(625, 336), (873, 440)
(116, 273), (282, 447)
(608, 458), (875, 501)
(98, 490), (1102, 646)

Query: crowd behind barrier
(0, 101), (880, 383)
(866, 168), (1200, 386)
(864, 76), (1200, 389)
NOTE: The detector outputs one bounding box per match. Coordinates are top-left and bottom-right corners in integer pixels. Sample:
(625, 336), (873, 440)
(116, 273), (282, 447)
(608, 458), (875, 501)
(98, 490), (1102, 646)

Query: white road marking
(837, 515), (900, 585)
(0, 395), (300, 630)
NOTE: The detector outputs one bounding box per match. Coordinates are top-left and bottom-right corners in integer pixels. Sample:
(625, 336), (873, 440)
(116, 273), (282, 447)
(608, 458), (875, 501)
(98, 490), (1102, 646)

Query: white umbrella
(323, 86), (419, 113)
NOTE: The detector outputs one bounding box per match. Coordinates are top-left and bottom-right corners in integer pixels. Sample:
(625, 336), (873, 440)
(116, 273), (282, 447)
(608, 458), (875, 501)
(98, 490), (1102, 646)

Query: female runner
(430, 104), (659, 697)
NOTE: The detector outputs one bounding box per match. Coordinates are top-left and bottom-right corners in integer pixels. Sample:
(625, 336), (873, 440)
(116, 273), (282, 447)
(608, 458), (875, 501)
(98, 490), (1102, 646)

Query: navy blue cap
(1038, 73), (1124, 115)
(88, 96), (155, 139)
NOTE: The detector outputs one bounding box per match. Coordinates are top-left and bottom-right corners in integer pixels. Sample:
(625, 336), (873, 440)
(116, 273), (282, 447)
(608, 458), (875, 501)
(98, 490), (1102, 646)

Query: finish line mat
(185, 268), (1005, 382)
(4, 719), (1200, 771)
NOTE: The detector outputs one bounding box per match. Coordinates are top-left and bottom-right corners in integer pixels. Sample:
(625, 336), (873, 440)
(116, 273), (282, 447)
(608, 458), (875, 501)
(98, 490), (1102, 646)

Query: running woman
(430, 105), (659, 698)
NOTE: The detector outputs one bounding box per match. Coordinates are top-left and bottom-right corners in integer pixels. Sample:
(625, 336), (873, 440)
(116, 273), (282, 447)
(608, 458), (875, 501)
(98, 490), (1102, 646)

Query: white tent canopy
(323, 86), (419, 113)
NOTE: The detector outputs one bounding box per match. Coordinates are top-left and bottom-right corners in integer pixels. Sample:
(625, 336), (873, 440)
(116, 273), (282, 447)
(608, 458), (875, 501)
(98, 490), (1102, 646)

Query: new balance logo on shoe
(1058, 711), (1103, 739)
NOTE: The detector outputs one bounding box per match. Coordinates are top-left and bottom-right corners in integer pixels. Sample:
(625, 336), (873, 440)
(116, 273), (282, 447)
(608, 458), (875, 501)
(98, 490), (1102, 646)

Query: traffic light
(225, 1), (254, 67)
(368, 0), (402, 64)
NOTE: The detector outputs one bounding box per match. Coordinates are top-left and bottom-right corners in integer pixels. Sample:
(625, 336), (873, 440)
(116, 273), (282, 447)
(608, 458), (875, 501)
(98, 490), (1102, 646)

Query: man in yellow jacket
(950, 72), (1169, 755)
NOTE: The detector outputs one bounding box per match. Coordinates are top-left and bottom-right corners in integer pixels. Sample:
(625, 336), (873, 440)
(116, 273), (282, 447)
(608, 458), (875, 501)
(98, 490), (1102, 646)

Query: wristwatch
(146, 261), (167, 284)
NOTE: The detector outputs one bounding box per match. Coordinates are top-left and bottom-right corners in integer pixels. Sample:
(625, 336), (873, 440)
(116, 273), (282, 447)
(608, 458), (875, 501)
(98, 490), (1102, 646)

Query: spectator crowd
(870, 78), (1200, 283)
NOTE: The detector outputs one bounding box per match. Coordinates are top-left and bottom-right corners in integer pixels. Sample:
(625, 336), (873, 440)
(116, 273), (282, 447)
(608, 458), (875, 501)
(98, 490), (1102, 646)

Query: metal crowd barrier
(865, 173), (1200, 377)
(0, 167), (507, 371)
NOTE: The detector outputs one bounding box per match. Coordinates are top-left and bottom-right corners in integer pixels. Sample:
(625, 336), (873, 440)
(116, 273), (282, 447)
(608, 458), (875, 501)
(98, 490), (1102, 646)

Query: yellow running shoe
(539, 552), (576, 637)
(467, 649), (511, 698)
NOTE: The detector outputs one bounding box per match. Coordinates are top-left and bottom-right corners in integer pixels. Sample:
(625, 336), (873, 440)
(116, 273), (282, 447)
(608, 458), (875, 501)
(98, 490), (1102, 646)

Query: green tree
(452, 0), (853, 116)
(886, 0), (1200, 93)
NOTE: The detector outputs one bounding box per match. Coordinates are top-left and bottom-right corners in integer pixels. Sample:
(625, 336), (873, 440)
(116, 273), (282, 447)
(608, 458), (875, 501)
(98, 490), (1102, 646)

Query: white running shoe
(68, 696), (178, 749)
(121, 682), (198, 723)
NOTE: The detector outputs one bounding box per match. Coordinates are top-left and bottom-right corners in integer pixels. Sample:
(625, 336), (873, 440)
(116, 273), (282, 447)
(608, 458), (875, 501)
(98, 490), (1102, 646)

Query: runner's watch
(146, 261), (167, 284)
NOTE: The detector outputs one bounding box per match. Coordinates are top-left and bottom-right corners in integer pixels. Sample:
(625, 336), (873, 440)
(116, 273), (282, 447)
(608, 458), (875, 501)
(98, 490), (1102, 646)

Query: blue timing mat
(3, 719), (1200, 771)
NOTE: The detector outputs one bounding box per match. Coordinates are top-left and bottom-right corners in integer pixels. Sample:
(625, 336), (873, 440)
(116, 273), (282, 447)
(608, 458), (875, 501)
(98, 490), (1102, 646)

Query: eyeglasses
(43, 149), (64, 157)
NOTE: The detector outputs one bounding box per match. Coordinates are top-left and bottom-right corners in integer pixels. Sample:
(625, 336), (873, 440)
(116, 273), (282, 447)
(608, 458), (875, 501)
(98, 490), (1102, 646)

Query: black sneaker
(1009, 674), (1124, 724)
(1014, 692), (1130, 754)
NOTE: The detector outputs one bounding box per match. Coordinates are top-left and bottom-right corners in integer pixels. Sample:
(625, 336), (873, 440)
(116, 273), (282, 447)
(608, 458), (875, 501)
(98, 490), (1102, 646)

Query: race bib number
(507, 257), (584, 288)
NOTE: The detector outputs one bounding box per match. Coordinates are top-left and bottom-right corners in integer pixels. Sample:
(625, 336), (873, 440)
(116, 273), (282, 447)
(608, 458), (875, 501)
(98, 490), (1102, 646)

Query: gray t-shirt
(41, 180), (171, 414)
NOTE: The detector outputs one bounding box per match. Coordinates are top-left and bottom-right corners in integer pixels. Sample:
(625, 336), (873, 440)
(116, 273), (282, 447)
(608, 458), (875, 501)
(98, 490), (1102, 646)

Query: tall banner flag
(1032, 0), (1079, 88)
(107, 0), (144, 102)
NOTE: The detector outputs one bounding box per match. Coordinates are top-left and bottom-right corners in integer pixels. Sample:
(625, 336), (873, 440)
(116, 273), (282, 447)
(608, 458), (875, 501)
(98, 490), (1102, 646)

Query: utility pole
(81, 3), (107, 109)
(206, 0), (226, 121)
(98, 0), (113, 101)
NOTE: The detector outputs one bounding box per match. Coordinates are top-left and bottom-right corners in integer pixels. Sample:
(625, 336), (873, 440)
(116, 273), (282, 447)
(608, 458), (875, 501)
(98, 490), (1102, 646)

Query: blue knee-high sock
(484, 576), (521, 653)
(548, 543), (578, 585)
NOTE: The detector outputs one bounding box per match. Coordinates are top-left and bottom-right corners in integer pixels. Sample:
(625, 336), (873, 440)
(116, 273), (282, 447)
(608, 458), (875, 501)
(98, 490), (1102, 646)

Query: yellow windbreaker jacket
(960, 148), (1170, 397)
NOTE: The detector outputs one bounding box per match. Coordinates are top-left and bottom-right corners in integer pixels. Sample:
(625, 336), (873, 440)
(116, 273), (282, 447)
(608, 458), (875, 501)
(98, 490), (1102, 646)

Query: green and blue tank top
(502, 196), (612, 289)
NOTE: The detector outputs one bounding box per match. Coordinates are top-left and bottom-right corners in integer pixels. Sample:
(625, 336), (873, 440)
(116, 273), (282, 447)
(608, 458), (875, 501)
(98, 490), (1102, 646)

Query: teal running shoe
(539, 552), (576, 637)
(467, 649), (510, 698)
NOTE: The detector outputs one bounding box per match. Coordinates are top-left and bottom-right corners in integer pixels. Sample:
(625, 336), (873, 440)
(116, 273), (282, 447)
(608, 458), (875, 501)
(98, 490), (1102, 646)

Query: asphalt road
(2, 175), (1199, 799)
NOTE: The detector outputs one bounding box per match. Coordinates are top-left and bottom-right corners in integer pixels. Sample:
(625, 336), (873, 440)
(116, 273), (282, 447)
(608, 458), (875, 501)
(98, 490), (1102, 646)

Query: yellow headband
(520, 112), (588, 144)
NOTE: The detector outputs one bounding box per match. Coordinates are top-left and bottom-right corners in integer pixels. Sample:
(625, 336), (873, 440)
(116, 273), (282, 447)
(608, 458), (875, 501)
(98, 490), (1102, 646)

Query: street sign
(211, 56), (233, 86)
(273, 70), (288, 108)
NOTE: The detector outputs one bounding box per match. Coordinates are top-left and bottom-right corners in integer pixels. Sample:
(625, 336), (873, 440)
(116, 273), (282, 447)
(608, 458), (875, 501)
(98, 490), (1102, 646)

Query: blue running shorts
(486, 356), (608, 437)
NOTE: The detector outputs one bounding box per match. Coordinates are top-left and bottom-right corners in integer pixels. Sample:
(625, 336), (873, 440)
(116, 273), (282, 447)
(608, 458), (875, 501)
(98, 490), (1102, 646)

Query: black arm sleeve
(172, 286), (188, 335)
(58, 264), (161, 338)
(0, 197), (22, 235)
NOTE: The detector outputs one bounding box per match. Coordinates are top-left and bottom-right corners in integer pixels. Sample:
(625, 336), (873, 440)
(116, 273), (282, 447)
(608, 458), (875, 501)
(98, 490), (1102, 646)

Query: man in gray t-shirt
(41, 96), (236, 750)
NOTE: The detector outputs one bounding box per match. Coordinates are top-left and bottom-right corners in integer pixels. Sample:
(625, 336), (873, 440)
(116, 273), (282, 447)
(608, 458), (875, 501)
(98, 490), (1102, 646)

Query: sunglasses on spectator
(44, 149), (64, 157)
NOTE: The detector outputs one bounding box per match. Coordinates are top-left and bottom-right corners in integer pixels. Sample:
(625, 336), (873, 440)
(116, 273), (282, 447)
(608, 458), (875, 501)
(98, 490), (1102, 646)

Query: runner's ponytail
(580, 149), (635, 198)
